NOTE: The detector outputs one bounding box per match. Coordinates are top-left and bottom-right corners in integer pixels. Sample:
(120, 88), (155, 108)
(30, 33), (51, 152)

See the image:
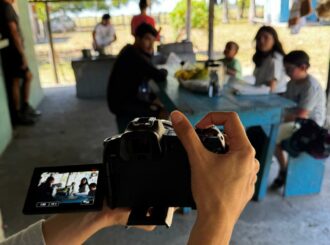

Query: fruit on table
(175, 66), (208, 81)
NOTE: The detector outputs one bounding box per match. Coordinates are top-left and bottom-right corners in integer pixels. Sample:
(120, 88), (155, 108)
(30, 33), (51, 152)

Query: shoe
(22, 103), (42, 117)
(16, 111), (36, 125)
(270, 170), (286, 190)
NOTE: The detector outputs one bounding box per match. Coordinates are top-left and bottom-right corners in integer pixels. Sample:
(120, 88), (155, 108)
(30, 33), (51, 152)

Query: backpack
(281, 118), (330, 159)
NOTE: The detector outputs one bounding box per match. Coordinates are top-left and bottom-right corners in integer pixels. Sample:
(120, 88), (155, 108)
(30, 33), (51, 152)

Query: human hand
(43, 206), (155, 245)
(171, 111), (259, 244)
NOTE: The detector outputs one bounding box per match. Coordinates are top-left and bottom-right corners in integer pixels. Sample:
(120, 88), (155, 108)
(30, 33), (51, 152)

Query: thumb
(171, 111), (203, 159)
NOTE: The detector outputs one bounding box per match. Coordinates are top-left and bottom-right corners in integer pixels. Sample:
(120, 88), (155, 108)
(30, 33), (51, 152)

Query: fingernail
(171, 111), (183, 124)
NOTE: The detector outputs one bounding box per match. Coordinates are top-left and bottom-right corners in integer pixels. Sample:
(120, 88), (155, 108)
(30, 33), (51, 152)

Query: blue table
(152, 77), (295, 201)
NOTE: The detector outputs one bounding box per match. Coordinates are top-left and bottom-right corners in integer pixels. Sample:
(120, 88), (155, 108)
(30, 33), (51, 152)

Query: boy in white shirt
(92, 14), (117, 55)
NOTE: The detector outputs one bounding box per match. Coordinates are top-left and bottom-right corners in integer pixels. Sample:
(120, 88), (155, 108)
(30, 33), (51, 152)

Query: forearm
(188, 212), (235, 245)
(268, 80), (277, 92)
(43, 212), (104, 245)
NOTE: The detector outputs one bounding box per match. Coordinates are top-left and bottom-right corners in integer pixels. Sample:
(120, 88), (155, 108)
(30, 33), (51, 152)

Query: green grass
(36, 20), (330, 88)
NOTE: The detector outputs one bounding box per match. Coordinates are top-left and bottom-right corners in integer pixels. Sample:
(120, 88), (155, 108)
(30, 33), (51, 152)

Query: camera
(24, 117), (226, 226)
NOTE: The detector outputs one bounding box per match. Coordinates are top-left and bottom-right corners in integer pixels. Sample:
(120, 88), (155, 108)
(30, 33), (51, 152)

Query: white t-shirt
(94, 23), (116, 48)
(253, 51), (288, 93)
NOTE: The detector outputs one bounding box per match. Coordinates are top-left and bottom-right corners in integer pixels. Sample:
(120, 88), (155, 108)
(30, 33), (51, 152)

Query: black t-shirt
(0, 1), (22, 51)
(107, 44), (167, 114)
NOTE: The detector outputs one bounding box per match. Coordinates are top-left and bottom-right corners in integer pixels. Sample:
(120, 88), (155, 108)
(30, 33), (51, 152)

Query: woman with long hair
(78, 177), (89, 193)
(253, 26), (287, 93)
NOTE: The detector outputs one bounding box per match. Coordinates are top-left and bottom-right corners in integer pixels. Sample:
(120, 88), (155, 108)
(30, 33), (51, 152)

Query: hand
(171, 111), (259, 245)
(43, 206), (155, 245)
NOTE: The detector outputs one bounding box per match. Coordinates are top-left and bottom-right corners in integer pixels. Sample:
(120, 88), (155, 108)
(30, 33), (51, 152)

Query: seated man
(92, 14), (117, 55)
(107, 23), (168, 131)
(272, 50), (326, 189)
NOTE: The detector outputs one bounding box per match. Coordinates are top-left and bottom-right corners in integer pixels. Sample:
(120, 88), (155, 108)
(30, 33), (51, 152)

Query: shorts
(276, 122), (298, 144)
(1, 47), (29, 79)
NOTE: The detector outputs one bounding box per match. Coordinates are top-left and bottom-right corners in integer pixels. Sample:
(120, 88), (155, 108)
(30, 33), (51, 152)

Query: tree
(237, 0), (250, 19)
(170, 0), (214, 30)
(222, 0), (229, 23)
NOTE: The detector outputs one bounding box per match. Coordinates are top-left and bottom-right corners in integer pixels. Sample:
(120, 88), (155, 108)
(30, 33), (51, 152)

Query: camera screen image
(35, 171), (99, 208)
(23, 164), (104, 214)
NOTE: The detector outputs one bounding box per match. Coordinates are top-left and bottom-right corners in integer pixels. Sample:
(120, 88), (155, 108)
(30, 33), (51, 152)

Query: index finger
(195, 112), (251, 151)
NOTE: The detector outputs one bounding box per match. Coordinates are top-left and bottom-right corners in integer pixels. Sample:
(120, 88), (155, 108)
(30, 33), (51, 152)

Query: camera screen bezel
(23, 164), (105, 215)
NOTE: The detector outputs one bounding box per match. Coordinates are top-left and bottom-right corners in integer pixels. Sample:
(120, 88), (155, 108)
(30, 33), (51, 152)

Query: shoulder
(306, 75), (323, 91)
(272, 52), (284, 62)
(94, 23), (101, 30)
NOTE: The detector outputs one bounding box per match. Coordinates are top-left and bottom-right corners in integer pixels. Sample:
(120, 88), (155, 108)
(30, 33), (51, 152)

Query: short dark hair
(102, 14), (111, 20)
(135, 23), (158, 38)
(89, 183), (97, 188)
(139, 0), (148, 10)
(226, 41), (239, 52)
(284, 50), (310, 67)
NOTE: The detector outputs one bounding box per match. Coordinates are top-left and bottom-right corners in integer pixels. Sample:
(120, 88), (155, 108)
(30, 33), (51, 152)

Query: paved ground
(0, 86), (329, 244)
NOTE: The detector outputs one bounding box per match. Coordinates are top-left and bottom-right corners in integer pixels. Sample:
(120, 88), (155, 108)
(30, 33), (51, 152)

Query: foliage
(170, 0), (219, 30)
(237, 0), (250, 9)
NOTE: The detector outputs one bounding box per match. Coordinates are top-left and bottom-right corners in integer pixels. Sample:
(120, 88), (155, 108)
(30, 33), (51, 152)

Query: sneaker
(22, 103), (42, 117)
(17, 111), (36, 125)
(270, 170), (286, 190)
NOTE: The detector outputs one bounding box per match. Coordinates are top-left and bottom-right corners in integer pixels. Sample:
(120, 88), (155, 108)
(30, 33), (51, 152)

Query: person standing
(107, 23), (168, 132)
(92, 14), (117, 56)
(0, 0), (41, 126)
(131, 0), (161, 39)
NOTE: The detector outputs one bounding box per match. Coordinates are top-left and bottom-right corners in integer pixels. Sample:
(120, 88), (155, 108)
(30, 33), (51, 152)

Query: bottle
(208, 68), (220, 97)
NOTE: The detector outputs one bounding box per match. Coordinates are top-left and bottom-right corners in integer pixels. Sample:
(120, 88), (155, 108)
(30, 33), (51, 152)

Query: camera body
(103, 117), (226, 209)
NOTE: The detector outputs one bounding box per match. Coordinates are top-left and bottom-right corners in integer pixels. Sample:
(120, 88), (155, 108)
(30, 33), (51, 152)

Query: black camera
(24, 117), (226, 227)
(103, 117), (226, 226)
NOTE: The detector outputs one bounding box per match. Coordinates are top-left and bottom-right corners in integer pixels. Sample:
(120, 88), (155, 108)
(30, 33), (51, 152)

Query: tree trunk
(240, 0), (246, 19)
(249, 0), (256, 22)
(208, 0), (215, 59)
(222, 0), (229, 23)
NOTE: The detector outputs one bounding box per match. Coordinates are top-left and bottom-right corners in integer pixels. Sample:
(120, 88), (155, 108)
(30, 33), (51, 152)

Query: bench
(284, 153), (326, 197)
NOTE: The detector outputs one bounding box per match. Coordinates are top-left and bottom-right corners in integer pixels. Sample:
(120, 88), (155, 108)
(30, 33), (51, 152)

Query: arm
(134, 49), (167, 82)
(43, 207), (154, 245)
(284, 108), (309, 122)
(268, 79), (277, 92)
(8, 22), (26, 67)
(171, 111), (259, 245)
(92, 30), (98, 49)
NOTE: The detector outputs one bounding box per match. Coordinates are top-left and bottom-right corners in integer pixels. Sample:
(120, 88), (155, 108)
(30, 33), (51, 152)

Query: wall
(0, 42), (12, 155)
(0, 2), (44, 155)
(16, 1), (43, 108)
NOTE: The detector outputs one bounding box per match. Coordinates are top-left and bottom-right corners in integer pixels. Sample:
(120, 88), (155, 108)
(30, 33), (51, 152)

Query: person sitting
(0, 111), (259, 245)
(78, 178), (89, 194)
(92, 14), (117, 56)
(253, 26), (287, 93)
(37, 176), (55, 201)
(88, 183), (97, 196)
(219, 41), (242, 79)
(272, 50), (326, 189)
(107, 23), (168, 132)
(131, 0), (161, 39)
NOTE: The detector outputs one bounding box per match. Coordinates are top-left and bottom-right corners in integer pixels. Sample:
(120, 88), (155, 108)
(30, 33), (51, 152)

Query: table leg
(253, 124), (280, 201)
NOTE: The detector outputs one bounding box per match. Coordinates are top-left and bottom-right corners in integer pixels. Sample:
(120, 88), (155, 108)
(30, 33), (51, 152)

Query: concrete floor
(0, 86), (329, 244)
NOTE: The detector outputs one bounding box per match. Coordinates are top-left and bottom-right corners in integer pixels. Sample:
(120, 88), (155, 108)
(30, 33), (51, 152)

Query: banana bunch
(175, 66), (208, 81)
